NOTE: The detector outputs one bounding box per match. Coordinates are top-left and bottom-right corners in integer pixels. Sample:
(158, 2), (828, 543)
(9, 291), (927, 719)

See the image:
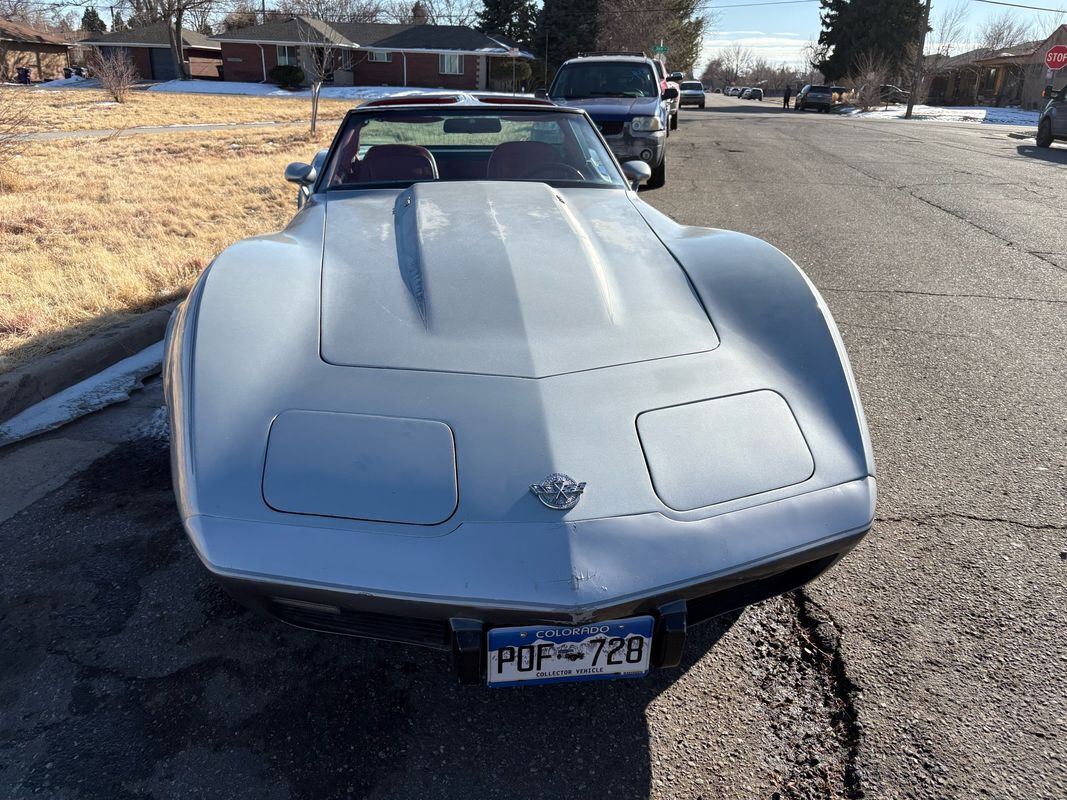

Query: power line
(968, 0), (1066, 12)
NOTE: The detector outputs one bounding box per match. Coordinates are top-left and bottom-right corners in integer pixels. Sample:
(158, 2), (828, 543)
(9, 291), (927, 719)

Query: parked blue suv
(539, 53), (677, 189)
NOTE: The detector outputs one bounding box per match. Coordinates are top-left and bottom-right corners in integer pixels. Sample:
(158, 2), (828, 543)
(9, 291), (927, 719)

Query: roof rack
(576, 51), (648, 58)
(363, 95), (460, 107)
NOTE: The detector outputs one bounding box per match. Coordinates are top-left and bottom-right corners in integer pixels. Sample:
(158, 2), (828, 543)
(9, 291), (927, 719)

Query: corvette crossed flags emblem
(530, 473), (586, 510)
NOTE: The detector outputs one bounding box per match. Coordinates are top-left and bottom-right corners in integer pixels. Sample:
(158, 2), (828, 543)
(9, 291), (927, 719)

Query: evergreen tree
(477, 0), (537, 44)
(111, 12), (128, 31)
(815, 0), (925, 80)
(81, 7), (107, 33)
(535, 0), (599, 77)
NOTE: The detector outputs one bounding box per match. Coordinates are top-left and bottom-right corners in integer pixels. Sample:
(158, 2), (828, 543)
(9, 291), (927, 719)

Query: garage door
(149, 48), (178, 81)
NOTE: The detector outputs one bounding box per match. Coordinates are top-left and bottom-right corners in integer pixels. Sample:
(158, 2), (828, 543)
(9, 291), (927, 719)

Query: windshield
(681, 82), (703, 91)
(551, 62), (659, 99)
(321, 108), (625, 190)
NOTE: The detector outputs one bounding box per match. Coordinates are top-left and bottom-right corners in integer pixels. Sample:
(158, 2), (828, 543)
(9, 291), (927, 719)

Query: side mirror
(669, 72), (684, 82)
(621, 160), (651, 189)
(662, 87), (679, 101)
(534, 87), (547, 99)
(284, 162), (317, 185)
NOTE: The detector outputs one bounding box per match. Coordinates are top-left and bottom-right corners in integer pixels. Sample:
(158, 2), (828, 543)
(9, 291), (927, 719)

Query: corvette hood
(319, 182), (718, 378)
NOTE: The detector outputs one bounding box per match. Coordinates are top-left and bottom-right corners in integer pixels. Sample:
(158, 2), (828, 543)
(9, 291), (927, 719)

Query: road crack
(876, 512), (1067, 532)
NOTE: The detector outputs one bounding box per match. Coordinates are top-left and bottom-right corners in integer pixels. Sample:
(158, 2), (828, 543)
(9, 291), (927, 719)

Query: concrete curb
(0, 302), (178, 424)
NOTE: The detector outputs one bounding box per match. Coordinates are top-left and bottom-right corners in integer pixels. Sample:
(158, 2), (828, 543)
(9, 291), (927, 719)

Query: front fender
(634, 201), (875, 481)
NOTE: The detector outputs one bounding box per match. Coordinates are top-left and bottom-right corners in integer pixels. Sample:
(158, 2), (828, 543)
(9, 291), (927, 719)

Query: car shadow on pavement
(0, 433), (741, 800)
(683, 102), (790, 116)
(1015, 143), (1067, 164)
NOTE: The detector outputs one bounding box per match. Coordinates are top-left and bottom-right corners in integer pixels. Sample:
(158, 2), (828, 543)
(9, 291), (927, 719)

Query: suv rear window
(681, 82), (703, 90)
(552, 62), (659, 99)
(810, 85), (832, 93)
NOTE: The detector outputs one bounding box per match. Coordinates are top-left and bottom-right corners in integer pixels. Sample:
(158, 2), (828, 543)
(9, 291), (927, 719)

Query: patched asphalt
(1, 95), (1064, 798)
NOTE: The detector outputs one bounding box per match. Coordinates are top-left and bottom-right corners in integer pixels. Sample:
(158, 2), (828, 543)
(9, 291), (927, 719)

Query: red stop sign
(1046, 45), (1067, 70)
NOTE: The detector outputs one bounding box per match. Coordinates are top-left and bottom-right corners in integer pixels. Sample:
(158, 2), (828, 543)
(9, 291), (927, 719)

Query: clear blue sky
(700, 0), (1066, 69)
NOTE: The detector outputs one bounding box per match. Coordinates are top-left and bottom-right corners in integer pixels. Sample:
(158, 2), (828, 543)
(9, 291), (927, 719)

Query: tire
(670, 112), (678, 131)
(700, 101), (705, 108)
(1036, 118), (1053, 148)
(647, 158), (666, 189)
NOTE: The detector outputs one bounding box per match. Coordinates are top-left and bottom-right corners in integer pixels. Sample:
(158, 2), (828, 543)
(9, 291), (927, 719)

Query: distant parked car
(653, 60), (680, 130)
(742, 88), (764, 101)
(795, 84), (834, 112)
(879, 84), (910, 103)
(1036, 84), (1066, 147)
(679, 80), (706, 108)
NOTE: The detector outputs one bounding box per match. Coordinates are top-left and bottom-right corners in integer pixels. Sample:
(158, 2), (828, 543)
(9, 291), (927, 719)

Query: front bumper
(679, 94), (705, 106)
(604, 130), (666, 167)
(184, 477), (875, 681)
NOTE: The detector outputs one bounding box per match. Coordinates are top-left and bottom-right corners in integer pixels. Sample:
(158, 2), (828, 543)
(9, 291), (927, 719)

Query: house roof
(974, 39), (1043, 65)
(80, 22), (221, 51)
(0, 18), (69, 46)
(211, 16), (532, 56)
(929, 46), (995, 71)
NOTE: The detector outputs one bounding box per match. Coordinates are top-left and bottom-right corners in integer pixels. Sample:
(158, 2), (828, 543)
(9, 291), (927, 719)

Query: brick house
(211, 16), (532, 90)
(0, 18), (70, 82)
(81, 23), (222, 81)
(972, 25), (1067, 110)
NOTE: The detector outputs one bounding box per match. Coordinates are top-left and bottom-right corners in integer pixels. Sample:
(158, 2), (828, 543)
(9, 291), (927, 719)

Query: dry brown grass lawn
(8, 86), (353, 132)
(0, 128), (321, 371)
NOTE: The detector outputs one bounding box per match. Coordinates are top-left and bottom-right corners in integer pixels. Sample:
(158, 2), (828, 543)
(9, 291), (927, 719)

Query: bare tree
(0, 88), (31, 192)
(721, 42), (753, 84)
(383, 0), (479, 25)
(89, 47), (139, 102)
(293, 14), (345, 137)
(850, 52), (893, 110)
(976, 11), (1035, 51)
(277, 0), (386, 22)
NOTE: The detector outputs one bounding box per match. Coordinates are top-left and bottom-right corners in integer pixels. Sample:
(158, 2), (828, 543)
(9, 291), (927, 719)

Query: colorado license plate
(486, 616), (654, 687)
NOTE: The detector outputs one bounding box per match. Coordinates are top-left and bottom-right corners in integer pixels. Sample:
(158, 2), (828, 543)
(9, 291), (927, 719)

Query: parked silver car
(1036, 84), (1066, 147)
(679, 80), (706, 108)
(164, 95), (875, 688)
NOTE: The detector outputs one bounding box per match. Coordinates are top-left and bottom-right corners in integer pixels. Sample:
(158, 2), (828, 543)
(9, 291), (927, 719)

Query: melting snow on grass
(147, 79), (470, 101)
(848, 104), (1040, 127)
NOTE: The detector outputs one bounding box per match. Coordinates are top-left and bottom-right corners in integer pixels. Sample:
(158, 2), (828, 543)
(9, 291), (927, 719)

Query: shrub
(89, 48), (139, 103)
(270, 64), (305, 89)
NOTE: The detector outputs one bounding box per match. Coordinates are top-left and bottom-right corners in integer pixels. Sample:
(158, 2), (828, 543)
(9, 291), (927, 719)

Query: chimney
(411, 1), (428, 24)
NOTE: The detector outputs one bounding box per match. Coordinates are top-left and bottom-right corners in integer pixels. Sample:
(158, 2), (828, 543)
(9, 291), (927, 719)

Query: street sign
(652, 45), (668, 54)
(1046, 45), (1067, 71)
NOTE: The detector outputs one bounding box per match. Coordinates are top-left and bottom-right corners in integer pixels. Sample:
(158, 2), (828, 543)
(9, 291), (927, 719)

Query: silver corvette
(164, 95), (875, 687)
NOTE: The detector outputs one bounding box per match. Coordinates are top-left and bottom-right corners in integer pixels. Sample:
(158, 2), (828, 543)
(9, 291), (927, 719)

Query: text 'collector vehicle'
(164, 94), (876, 688)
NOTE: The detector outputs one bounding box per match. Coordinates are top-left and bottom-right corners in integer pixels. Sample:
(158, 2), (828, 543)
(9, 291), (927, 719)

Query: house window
(368, 51), (391, 63)
(277, 45), (299, 67)
(439, 53), (463, 75)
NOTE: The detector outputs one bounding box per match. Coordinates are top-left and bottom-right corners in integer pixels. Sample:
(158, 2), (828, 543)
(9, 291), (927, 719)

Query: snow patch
(0, 342), (163, 447)
(850, 103), (1040, 127)
(35, 76), (100, 90)
(146, 79), (463, 101)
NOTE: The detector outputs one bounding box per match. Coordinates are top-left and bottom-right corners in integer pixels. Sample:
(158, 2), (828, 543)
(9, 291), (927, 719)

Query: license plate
(486, 616), (654, 687)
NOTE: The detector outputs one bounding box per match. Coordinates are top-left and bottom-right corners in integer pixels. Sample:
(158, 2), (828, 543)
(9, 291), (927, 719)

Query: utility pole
(905, 0), (932, 119)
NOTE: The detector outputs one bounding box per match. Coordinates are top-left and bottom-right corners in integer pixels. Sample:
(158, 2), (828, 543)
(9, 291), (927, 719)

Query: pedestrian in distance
(783, 84), (792, 110)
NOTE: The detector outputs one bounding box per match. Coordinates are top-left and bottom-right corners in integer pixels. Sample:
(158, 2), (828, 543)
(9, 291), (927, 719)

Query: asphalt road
(1, 94), (1064, 799)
